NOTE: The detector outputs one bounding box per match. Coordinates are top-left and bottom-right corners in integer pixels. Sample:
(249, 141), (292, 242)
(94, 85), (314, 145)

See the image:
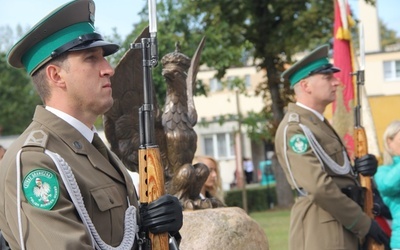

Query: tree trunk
(271, 154), (294, 208)
(266, 61), (294, 208)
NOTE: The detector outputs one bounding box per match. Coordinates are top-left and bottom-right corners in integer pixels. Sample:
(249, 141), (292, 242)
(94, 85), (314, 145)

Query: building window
(204, 136), (214, 156)
(227, 76), (235, 89)
(383, 60), (400, 80)
(225, 75), (251, 90)
(209, 78), (223, 92)
(244, 74), (251, 88)
(202, 133), (235, 159)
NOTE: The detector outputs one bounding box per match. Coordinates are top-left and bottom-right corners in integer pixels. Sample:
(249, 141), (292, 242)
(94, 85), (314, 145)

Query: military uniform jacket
(0, 106), (139, 249)
(275, 103), (370, 250)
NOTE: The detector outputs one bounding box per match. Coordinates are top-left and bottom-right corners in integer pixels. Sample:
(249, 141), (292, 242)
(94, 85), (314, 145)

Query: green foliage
(128, 0), (335, 137)
(380, 20), (400, 47)
(0, 52), (41, 135)
(225, 185), (278, 213)
(115, 0), (397, 138)
(242, 111), (275, 142)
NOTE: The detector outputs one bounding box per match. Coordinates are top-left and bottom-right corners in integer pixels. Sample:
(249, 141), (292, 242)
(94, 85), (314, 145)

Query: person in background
(243, 157), (254, 184)
(193, 155), (225, 206)
(0, 0), (182, 249)
(375, 120), (400, 249)
(0, 145), (6, 160)
(274, 44), (389, 250)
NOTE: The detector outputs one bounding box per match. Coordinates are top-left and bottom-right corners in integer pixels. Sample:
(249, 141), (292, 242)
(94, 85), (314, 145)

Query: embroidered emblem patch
(289, 134), (309, 154)
(22, 169), (59, 210)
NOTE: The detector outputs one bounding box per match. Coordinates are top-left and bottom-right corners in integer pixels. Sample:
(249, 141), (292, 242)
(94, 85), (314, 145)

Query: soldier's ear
(46, 64), (65, 88)
(298, 78), (311, 92)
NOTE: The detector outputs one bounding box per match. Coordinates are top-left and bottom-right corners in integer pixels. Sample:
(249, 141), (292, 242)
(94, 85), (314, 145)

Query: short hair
(31, 53), (69, 103)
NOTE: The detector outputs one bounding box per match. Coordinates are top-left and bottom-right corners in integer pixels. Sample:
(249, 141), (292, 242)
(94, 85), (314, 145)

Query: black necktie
(92, 133), (109, 161)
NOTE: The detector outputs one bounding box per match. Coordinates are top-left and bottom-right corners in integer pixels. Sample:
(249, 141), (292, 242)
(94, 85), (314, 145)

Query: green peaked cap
(281, 44), (340, 88)
(7, 0), (119, 75)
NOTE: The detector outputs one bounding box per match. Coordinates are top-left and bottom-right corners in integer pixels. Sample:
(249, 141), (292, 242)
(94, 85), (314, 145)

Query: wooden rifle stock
(354, 127), (382, 250)
(139, 147), (169, 249)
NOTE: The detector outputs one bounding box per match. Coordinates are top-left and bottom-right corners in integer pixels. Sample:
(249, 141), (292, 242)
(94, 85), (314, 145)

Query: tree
(130, 0), (335, 207)
(0, 25), (42, 136)
(380, 20), (399, 47)
(0, 52), (41, 135)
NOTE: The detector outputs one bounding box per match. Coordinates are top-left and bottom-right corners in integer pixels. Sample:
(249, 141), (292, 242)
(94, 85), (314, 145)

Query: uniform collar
(296, 102), (324, 121)
(45, 106), (95, 142)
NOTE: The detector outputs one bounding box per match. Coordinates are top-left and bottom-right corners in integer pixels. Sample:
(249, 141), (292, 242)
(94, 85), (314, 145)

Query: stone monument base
(179, 207), (269, 250)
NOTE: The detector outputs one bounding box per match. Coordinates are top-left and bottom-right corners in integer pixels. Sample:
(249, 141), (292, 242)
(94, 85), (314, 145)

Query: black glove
(354, 154), (378, 176)
(140, 194), (183, 234)
(372, 203), (381, 216)
(367, 220), (390, 249)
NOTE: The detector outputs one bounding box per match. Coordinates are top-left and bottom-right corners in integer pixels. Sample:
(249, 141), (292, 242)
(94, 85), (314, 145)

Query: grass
(250, 208), (290, 250)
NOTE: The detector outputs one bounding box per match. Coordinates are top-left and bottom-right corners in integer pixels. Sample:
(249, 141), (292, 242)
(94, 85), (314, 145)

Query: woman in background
(375, 120), (400, 250)
(193, 155), (225, 206)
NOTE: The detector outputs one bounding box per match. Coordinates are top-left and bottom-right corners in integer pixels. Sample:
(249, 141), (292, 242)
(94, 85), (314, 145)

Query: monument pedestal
(179, 207), (269, 250)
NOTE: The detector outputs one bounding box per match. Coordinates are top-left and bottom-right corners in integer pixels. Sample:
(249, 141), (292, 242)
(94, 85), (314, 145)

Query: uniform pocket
(324, 142), (342, 160)
(318, 206), (335, 223)
(91, 184), (123, 212)
(318, 207), (345, 249)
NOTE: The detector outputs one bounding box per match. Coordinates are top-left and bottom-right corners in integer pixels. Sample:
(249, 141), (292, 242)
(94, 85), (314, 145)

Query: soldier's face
(61, 47), (115, 118)
(307, 73), (340, 105)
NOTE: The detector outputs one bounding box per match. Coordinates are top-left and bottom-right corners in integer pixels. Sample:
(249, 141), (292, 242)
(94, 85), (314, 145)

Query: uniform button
(109, 197), (114, 204)
(73, 141), (82, 149)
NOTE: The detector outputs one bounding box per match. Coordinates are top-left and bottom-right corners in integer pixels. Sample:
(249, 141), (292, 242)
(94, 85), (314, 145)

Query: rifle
(353, 23), (383, 250)
(132, 0), (169, 249)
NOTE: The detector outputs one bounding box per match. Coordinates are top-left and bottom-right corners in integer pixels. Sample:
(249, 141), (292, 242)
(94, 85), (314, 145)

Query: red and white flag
(332, 0), (356, 158)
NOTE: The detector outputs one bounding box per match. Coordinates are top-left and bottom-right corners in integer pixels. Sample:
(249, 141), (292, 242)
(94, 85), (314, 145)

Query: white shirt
(45, 106), (96, 142)
(296, 102), (324, 121)
(243, 160), (254, 172)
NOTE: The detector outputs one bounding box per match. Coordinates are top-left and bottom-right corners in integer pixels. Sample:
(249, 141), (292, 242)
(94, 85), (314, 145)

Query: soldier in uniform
(275, 44), (389, 250)
(0, 0), (182, 249)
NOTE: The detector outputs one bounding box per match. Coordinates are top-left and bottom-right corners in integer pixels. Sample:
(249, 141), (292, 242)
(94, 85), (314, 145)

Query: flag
(332, 0), (356, 158)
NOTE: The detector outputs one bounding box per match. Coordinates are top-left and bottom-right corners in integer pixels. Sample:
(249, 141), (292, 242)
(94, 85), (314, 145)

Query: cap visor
(319, 66), (341, 74)
(69, 40), (119, 56)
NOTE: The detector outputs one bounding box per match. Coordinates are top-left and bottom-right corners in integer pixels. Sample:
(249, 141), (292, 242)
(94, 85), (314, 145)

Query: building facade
(193, 0), (400, 190)
(194, 66), (267, 190)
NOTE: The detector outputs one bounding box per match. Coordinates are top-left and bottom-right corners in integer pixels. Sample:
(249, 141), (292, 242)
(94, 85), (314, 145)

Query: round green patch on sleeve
(22, 169), (60, 210)
(289, 134), (309, 154)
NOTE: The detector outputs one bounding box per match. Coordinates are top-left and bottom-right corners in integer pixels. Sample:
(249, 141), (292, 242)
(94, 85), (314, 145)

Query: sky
(0, 0), (147, 39)
(0, 0), (399, 41)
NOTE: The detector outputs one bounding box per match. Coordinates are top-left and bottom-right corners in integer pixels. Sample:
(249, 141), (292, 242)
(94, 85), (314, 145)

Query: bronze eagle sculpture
(104, 27), (222, 210)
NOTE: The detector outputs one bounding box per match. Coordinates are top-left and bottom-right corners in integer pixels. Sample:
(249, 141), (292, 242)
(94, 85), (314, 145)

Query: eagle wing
(104, 26), (166, 173)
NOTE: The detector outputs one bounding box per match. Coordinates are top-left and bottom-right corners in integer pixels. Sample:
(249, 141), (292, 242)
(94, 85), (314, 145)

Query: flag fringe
(336, 27), (351, 40)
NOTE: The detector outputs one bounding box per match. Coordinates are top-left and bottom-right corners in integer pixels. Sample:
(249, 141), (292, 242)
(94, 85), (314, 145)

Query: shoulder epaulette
(288, 112), (300, 123)
(22, 130), (48, 148)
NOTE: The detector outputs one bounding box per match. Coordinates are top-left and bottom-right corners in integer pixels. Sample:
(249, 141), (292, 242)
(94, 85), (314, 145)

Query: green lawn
(250, 208), (290, 250)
